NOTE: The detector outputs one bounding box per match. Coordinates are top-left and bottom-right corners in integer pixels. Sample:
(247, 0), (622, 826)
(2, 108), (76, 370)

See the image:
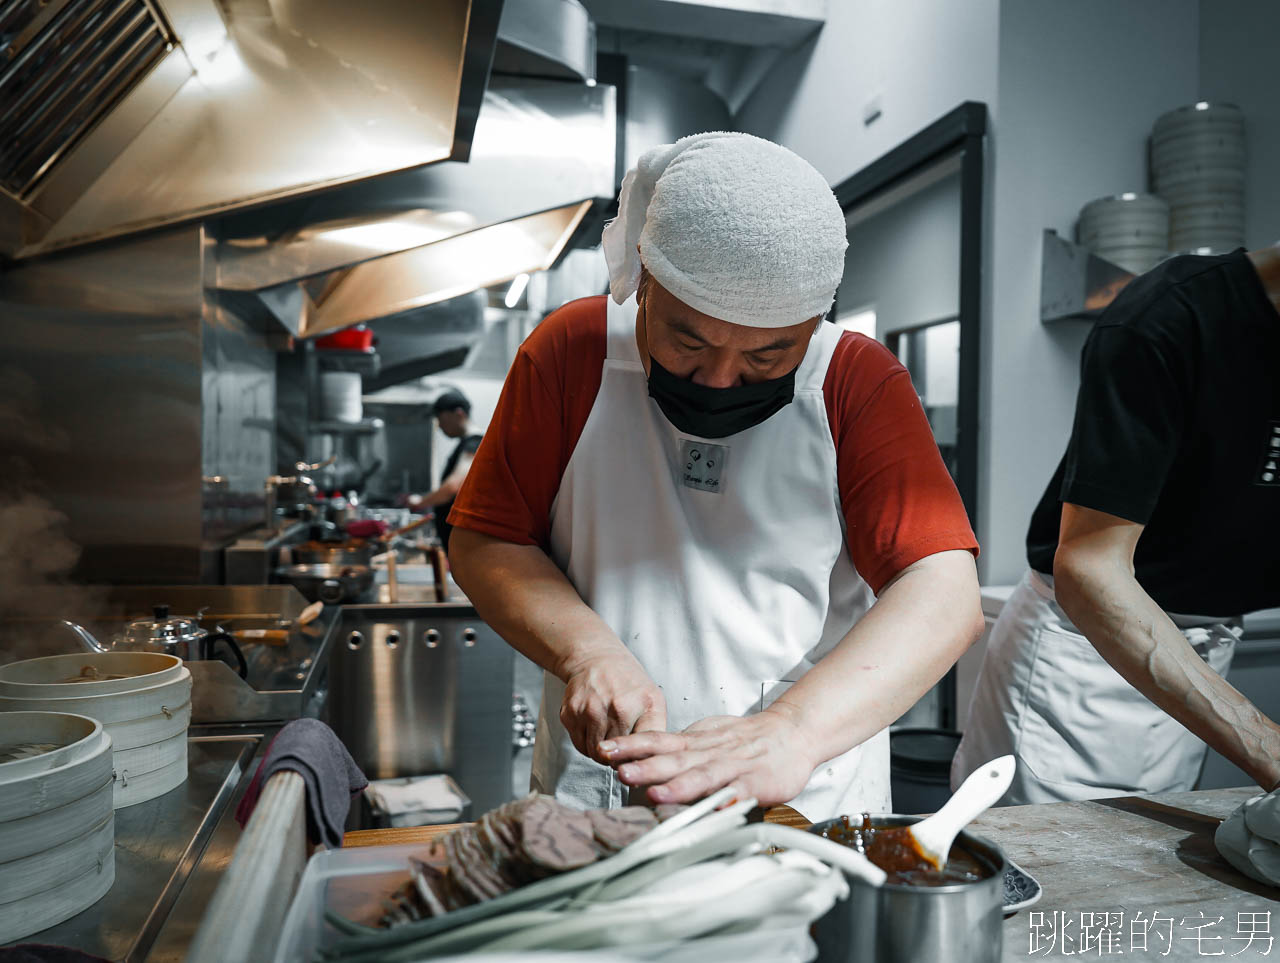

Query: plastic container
(316, 325), (375, 352)
(272, 844), (819, 963)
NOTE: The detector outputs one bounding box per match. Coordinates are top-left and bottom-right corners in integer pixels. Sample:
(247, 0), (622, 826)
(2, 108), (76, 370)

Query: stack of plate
(1076, 193), (1170, 274)
(0, 652), (192, 808)
(320, 371), (363, 423)
(1151, 102), (1245, 253)
(0, 712), (115, 943)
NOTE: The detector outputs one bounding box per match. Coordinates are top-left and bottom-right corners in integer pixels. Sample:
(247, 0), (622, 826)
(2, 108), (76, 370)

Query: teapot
(64, 604), (248, 678)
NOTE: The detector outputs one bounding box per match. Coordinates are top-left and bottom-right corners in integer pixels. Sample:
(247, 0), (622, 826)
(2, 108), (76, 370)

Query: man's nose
(690, 354), (742, 388)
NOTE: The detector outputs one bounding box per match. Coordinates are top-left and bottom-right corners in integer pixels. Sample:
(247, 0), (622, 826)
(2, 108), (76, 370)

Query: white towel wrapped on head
(602, 132), (847, 329)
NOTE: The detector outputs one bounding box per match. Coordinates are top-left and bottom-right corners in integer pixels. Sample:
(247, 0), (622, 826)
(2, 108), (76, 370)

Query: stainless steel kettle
(64, 604), (248, 678)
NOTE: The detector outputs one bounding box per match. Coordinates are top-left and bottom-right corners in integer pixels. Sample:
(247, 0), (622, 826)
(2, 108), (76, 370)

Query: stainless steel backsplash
(0, 224), (275, 586)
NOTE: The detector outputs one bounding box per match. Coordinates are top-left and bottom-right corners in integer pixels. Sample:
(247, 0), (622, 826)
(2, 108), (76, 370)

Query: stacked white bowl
(1151, 102), (1246, 253)
(320, 371), (363, 423)
(1076, 193), (1170, 275)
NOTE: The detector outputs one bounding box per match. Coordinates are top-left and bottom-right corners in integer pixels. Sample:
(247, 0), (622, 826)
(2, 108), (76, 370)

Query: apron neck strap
(605, 295), (643, 365)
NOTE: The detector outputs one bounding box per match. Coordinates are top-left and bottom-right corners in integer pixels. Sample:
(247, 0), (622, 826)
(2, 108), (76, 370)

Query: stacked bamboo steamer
(1075, 192), (1171, 274)
(0, 653), (192, 808)
(0, 712), (115, 943)
(1151, 102), (1246, 253)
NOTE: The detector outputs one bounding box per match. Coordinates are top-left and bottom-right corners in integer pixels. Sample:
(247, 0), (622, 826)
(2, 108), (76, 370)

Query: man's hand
(600, 709), (816, 807)
(560, 651), (667, 765)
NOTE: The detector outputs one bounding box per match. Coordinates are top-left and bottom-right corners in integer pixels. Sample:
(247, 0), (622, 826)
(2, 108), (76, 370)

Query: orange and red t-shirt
(449, 296), (977, 594)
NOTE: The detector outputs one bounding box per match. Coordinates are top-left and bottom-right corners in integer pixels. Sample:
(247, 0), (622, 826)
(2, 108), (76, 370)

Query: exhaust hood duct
(493, 0), (595, 82)
(582, 0), (824, 46)
(0, 0), (504, 260)
(284, 200), (591, 338)
(211, 77), (616, 336)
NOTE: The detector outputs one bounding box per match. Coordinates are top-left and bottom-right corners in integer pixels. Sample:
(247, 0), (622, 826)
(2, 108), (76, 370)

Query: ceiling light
(505, 273), (531, 308)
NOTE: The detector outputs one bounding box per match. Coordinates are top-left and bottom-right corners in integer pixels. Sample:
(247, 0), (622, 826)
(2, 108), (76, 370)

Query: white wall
(734, 0), (1000, 185)
(839, 169), (961, 340)
(981, 0), (1200, 582)
(1199, 0), (1280, 249)
(737, 0), (1208, 584)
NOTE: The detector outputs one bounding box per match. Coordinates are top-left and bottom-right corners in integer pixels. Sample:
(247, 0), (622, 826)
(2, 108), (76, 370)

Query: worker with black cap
(405, 389), (482, 551)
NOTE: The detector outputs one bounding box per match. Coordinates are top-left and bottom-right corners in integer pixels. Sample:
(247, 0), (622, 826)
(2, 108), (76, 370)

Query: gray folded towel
(235, 718), (367, 848)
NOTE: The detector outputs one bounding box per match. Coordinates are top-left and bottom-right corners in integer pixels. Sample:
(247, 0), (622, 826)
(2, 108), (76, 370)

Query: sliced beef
(520, 795), (599, 871)
(588, 806), (658, 852)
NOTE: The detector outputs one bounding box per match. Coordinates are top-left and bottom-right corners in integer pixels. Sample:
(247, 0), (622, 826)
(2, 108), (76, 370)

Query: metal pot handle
(319, 579), (345, 604)
(203, 630), (249, 679)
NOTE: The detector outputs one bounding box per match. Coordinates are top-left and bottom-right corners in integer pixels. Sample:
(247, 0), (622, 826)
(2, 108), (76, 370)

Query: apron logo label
(680, 439), (728, 494)
(1256, 421), (1280, 486)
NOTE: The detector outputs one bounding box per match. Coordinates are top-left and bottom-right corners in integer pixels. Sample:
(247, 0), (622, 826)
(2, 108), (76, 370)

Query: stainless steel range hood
(0, 0), (503, 259)
(212, 75), (616, 339)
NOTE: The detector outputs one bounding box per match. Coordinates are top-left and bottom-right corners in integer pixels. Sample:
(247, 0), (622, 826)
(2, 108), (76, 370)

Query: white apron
(953, 569), (1239, 804)
(531, 294), (890, 821)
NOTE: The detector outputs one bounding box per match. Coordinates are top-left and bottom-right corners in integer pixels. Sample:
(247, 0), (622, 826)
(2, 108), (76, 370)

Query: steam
(0, 367), (102, 662)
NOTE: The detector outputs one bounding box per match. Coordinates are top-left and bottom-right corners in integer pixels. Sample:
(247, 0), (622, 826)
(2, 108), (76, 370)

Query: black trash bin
(890, 727), (962, 814)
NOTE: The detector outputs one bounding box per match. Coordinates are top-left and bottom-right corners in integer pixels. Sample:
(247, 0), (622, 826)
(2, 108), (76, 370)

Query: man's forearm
(766, 550), (984, 771)
(448, 527), (629, 680)
(1055, 552), (1280, 790)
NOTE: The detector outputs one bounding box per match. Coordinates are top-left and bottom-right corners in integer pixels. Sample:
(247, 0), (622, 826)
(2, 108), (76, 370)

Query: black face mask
(646, 356), (797, 438)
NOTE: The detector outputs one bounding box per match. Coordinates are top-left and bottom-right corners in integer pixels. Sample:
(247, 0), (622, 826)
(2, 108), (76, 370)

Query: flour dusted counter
(962, 787), (1280, 961)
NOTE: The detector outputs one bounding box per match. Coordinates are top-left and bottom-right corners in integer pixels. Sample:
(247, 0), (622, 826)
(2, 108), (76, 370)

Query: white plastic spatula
(909, 754), (1015, 869)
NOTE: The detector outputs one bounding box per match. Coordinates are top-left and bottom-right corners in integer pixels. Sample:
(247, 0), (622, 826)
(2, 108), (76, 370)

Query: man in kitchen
(446, 131), (984, 819)
(954, 242), (1280, 805)
(403, 389), (481, 553)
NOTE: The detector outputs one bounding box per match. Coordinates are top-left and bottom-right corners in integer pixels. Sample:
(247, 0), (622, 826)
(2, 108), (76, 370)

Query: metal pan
(274, 563), (373, 604)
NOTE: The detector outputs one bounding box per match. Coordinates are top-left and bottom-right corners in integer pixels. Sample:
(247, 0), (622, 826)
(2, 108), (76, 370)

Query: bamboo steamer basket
(0, 777), (113, 862)
(0, 712), (113, 823)
(0, 851), (115, 944)
(0, 812), (114, 903)
(0, 653), (192, 808)
(0, 712), (116, 943)
(113, 730), (189, 808)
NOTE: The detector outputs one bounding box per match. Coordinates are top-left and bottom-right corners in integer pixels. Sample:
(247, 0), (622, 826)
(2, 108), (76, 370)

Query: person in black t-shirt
(404, 389), (483, 552)
(955, 244), (1280, 805)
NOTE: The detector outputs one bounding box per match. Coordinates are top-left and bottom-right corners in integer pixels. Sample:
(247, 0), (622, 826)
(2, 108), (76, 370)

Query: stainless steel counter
(1, 591), (517, 959)
(8, 585), (340, 725)
(4, 734), (261, 961)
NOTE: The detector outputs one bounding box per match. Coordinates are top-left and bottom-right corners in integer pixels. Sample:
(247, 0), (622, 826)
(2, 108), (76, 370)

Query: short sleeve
(447, 298), (606, 549)
(826, 333), (978, 594)
(1059, 323), (1188, 524)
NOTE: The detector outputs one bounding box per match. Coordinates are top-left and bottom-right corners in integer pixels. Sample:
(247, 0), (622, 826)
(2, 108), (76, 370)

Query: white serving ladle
(908, 754), (1015, 869)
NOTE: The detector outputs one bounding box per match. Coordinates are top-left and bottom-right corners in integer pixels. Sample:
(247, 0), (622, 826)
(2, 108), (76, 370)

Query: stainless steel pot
(275, 563), (374, 604)
(807, 814), (1005, 963)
